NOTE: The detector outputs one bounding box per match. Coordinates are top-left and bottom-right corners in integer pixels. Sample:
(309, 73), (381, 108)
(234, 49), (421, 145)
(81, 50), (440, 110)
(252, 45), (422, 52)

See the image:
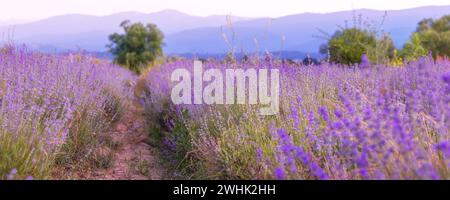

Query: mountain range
(0, 6), (449, 57)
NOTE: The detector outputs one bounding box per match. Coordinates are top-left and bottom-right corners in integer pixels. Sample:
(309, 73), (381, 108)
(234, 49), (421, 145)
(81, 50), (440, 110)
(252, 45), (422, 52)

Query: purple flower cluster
(270, 126), (328, 180)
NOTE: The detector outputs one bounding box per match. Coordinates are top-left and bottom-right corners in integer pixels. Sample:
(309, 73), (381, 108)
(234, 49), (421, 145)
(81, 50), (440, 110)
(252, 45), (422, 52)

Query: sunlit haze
(0, 0), (449, 23)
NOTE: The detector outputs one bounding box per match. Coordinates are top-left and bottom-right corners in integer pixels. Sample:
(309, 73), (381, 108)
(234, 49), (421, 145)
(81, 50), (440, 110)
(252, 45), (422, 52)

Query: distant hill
(165, 6), (450, 54)
(0, 9), (250, 52)
(1, 6), (449, 57)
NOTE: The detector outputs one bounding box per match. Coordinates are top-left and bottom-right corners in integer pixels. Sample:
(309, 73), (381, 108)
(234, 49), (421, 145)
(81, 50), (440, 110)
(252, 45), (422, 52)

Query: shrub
(321, 28), (377, 65)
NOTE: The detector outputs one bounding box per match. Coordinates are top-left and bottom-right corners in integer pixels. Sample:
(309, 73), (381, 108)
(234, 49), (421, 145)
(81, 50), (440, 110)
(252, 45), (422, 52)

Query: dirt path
(85, 100), (166, 180)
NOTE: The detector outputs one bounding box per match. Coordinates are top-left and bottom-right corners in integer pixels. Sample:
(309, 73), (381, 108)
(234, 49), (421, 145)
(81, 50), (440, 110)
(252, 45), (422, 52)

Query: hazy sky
(0, 0), (449, 22)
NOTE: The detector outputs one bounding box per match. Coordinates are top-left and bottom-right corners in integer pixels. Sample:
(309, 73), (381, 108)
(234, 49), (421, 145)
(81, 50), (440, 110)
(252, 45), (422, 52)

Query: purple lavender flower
(359, 54), (370, 68)
(443, 72), (450, 84)
(274, 167), (286, 180)
(7, 168), (17, 180)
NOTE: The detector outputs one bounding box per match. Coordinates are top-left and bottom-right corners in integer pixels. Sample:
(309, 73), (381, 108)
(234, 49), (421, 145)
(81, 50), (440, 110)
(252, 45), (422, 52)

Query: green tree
(401, 15), (449, 60)
(366, 33), (396, 64)
(399, 33), (428, 62)
(416, 18), (434, 32)
(319, 12), (398, 65)
(108, 20), (164, 74)
(320, 28), (395, 65)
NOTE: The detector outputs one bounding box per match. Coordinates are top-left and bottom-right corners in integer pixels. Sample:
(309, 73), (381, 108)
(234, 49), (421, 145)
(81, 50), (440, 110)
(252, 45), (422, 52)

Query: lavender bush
(144, 55), (450, 179)
(0, 46), (135, 179)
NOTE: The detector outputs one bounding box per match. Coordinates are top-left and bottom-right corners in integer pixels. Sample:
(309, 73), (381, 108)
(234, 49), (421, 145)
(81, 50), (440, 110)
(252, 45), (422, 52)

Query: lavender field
(0, 2), (449, 181)
(0, 46), (135, 179)
(144, 56), (450, 179)
(1, 45), (449, 180)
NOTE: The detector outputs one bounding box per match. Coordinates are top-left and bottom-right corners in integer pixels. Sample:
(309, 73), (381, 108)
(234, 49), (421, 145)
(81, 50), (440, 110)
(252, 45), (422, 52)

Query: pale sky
(0, 0), (449, 22)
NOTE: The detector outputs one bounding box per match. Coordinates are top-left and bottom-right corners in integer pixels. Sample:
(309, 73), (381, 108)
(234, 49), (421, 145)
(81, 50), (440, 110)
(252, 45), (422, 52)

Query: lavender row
(144, 56), (450, 179)
(0, 46), (135, 179)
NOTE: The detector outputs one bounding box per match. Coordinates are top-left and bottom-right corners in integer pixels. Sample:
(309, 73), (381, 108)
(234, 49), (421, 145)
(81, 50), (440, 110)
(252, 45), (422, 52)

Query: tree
(320, 28), (377, 65)
(320, 27), (397, 66)
(401, 15), (449, 60)
(399, 33), (428, 62)
(416, 18), (434, 32)
(366, 33), (396, 64)
(108, 20), (164, 74)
